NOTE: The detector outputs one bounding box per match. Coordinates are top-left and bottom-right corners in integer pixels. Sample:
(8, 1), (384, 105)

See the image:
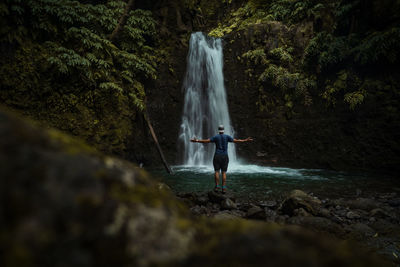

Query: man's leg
(221, 171), (227, 186)
(214, 171), (220, 186)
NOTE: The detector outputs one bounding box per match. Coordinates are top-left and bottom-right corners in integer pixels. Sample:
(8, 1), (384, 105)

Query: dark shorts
(213, 154), (229, 172)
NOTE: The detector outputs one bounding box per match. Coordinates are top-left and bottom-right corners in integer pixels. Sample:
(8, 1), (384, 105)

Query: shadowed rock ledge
(0, 109), (388, 267)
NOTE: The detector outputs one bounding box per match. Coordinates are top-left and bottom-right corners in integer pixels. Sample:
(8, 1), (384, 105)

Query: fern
(242, 48), (268, 65)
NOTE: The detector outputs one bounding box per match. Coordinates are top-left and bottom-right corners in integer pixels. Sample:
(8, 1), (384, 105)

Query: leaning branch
(144, 112), (174, 174)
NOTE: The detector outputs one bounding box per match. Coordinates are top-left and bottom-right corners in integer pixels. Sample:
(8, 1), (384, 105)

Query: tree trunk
(144, 113), (174, 174)
(109, 0), (135, 42)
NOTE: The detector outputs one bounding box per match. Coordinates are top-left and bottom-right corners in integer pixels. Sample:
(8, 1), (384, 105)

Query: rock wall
(221, 23), (399, 172)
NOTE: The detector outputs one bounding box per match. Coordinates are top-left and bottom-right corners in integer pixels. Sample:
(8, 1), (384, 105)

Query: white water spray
(178, 32), (237, 166)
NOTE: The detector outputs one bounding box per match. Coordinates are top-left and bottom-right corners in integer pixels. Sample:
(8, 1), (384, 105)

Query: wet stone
(259, 200), (278, 209)
(346, 211), (361, 219)
(221, 198), (237, 210)
(246, 205), (266, 220)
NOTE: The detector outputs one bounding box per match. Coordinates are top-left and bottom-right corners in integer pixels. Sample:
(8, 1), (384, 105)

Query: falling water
(178, 32), (237, 166)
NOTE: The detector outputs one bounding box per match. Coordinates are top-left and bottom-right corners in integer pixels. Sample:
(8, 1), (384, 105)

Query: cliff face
(222, 23), (399, 172)
(146, 0), (400, 172)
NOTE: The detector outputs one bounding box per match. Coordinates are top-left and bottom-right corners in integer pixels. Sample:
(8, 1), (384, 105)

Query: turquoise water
(150, 164), (400, 201)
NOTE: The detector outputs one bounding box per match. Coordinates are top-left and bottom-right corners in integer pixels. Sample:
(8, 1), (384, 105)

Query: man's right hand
(190, 138), (197, 143)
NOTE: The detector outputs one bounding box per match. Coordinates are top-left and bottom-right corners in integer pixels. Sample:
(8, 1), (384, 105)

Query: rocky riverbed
(177, 189), (400, 264)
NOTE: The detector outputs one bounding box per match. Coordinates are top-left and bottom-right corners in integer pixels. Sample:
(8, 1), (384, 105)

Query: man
(190, 125), (253, 193)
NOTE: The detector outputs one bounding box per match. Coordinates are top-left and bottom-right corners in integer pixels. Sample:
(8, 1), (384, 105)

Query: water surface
(150, 164), (400, 201)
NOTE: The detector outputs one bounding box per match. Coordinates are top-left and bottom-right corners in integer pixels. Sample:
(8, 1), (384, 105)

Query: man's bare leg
(214, 171), (220, 186)
(222, 171), (227, 186)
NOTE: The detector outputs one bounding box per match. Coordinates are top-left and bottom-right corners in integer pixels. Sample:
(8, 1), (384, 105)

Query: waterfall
(178, 32), (237, 166)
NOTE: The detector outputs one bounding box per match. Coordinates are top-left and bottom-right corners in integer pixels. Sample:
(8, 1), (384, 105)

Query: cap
(218, 125), (224, 133)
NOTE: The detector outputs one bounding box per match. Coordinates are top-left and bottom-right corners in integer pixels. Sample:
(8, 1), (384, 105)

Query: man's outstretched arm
(233, 137), (253, 143)
(190, 138), (211, 143)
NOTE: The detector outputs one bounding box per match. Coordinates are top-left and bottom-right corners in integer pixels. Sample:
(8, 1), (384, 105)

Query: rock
(318, 208), (331, 218)
(208, 190), (235, 203)
(208, 190), (226, 203)
(221, 198), (237, 210)
(346, 211), (361, 219)
(264, 208), (277, 221)
(259, 200), (278, 209)
(369, 219), (400, 235)
(334, 198), (379, 211)
(195, 195), (209, 205)
(388, 199), (400, 207)
(213, 211), (241, 220)
(246, 205), (266, 220)
(190, 205), (209, 216)
(294, 208), (312, 217)
(275, 215), (289, 224)
(347, 223), (375, 240)
(370, 208), (390, 219)
(287, 216), (345, 237)
(157, 182), (172, 192)
(0, 110), (194, 266)
(280, 190), (322, 216)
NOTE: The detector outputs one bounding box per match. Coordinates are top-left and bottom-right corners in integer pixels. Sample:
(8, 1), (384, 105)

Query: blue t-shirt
(210, 134), (234, 155)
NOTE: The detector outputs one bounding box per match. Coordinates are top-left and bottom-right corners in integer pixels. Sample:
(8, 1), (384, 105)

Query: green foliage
(211, 0), (400, 110)
(0, 0), (157, 108)
(322, 70), (366, 108)
(269, 46), (294, 65)
(0, 0), (159, 153)
(303, 32), (352, 71)
(353, 27), (400, 65)
(344, 90), (365, 110)
(242, 48), (268, 65)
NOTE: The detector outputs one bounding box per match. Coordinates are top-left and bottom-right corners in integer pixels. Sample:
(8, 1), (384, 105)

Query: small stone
(388, 199), (400, 207)
(356, 189), (362, 196)
(346, 211), (361, 219)
(264, 208), (277, 221)
(348, 223), (375, 240)
(294, 208), (312, 217)
(213, 211), (240, 220)
(195, 195), (209, 205)
(318, 208), (331, 218)
(264, 200), (278, 208)
(246, 205), (266, 220)
(221, 198), (237, 210)
(369, 208), (390, 219)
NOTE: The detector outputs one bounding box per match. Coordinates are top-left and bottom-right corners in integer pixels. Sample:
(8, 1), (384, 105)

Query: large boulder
(0, 109), (388, 267)
(280, 190), (322, 216)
